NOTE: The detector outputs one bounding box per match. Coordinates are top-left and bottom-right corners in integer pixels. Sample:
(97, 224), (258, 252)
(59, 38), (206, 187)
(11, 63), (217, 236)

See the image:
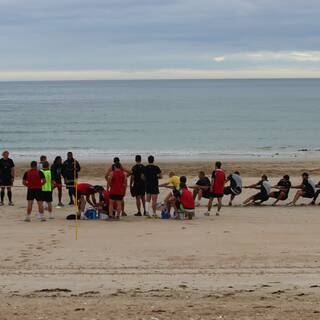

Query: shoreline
(11, 159), (320, 178)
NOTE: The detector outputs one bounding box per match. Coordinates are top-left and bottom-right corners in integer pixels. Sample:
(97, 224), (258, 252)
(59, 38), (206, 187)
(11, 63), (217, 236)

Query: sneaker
(122, 212), (127, 217)
(58, 202), (64, 207)
(49, 213), (54, 219)
(24, 215), (31, 222)
(134, 212), (142, 216)
(152, 213), (159, 219)
(143, 211), (147, 216)
(39, 214), (46, 222)
(216, 211), (220, 216)
(55, 204), (62, 209)
(68, 201), (74, 205)
(0, 202), (3, 206)
(204, 211), (210, 216)
(8, 202), (14, 206)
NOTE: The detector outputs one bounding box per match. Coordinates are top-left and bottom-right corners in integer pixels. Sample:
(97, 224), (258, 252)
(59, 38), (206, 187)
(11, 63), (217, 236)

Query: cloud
(213, 51), (320, 62)
(213, 56), (225, 63)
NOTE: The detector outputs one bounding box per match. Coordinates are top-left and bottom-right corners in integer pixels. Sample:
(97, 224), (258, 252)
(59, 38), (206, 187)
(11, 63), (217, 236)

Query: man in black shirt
(269, 175), (292, 206)
(142, 155), (162, 217)
(130, 155), (146, 216)
(0, 150), (15, 206)
(191, 171), (211, 206)
(62, 152), (81, 205)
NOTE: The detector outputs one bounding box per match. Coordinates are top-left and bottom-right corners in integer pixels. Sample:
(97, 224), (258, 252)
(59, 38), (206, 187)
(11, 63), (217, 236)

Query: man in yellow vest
(41, 161), (54, 219)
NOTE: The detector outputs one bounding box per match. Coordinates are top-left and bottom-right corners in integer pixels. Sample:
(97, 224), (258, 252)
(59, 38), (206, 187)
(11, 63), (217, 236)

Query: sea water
(0, 79), (319, 161)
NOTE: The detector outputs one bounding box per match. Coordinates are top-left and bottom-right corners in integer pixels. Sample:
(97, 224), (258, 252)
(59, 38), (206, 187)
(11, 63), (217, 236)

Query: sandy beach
(1, 160), (320, 319)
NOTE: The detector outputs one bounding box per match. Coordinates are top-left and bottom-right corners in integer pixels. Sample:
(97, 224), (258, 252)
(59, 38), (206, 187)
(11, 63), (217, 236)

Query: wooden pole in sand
(74, 158), (79, 240)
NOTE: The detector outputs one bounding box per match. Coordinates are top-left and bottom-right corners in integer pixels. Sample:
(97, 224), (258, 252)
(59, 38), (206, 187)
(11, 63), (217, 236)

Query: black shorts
(145, 185), (159, 195)
(224, 186), (242, 196)
(273, 191), (288, 200)
(27, 189), (43, 201)
(42, 191), (53, 202)
(131, 184), (146, 197)
(210, 193), (224, 199)
(201, 191), (211, 199)
(110, 194), (124, 201)
(253, 192), (269, 202)
(302, 191), (315, 199)
(0, 176), (13, 187)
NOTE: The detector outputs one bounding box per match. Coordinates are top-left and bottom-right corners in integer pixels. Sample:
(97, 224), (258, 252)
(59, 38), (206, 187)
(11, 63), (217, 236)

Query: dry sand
(1, 160), (320, 319)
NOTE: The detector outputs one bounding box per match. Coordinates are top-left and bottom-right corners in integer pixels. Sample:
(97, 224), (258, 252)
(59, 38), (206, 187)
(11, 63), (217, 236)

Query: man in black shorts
(269, 175), (291, 206)
(22, 161), (46, 222)
(62, 152), (81, 205)
(130, 155), (146, 216)
(243, 175), (271, 206)
(0, 150), (15, 206)
(142, 155), (162, 218)
(224, 171), (242, 206)
(288, 172), (316, 206)
(191, 171), (211, 206)
(310, 181), (320, 205)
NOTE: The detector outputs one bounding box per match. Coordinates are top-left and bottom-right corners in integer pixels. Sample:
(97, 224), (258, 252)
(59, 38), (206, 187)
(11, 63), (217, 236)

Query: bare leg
(216, 198), (222, 215)
(0, 187), (4, 203)
(229, 194), (235, 206)
(37, 201), (44, 214)
(288, 190), (303, 206)
(151, 194), (158, 216)
(58, 187), (62, 204)
(116, 200), (122, 218)
(47, 202), (53, 218)
(136, 195), (141, 213)
(27, 200), (33, 215)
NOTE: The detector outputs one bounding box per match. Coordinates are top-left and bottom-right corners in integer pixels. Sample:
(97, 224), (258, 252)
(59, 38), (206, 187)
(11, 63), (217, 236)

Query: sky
(1, 0), (320, 80)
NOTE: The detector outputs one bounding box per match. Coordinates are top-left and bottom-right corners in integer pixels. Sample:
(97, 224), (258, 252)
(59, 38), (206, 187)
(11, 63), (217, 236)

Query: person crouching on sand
(243, 175), (271, 206)
(224, 171), (242, 206)
(205, 161), (225, 216)
(191, 171), (211, 207)
(159, 171), (180, 216)
(22, 161), (46, 222)
(288, 172), (316, 206)
(171, 176), (195, 220)
(76, 183), (104, 219)
(310, 181), (320, 205)
(269, 175), (291, 206)
(107, 162), (127, 219)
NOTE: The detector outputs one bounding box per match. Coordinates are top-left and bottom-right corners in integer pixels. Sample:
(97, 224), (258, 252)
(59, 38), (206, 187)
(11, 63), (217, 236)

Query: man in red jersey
(107, 162), (127, 219)
(205, 161), (225, 216)
(76, 183), (103, 219)
(22, 161), (46, 222)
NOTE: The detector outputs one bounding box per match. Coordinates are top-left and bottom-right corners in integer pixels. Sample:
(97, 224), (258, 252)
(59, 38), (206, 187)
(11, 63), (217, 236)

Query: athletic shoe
(134, 212), (142, 216)
(24, 215), (31, 222)
(58, 202), (64, 207)
(8, 202), (14, 206)
(68, 201), (74, 205)
(204, 211), (210, 216)
(40, 214), (46, 222)
(122, 212), (127, 217)
(49, 213), (54, 219)
(216, 211), (220, 216)
(152, 214), (159, 219)
(55, 205), (62, 209)
(0, 202), (3, 206)
(143, 211), (147, 216)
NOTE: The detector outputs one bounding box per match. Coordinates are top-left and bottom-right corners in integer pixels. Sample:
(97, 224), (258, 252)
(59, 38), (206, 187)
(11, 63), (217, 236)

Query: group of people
(1, 150), (320, 222)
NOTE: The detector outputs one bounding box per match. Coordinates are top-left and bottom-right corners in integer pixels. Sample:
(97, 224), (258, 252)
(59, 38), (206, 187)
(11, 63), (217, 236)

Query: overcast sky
(1, 0), (320, 80)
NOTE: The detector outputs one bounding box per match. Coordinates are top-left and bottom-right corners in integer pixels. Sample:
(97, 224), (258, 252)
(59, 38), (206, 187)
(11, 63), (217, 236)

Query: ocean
(0, 79), (319, 161)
